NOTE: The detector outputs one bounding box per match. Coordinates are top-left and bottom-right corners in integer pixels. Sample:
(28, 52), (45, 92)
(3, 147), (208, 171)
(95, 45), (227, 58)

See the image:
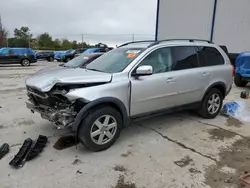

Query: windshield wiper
(86, 68), (103, 72)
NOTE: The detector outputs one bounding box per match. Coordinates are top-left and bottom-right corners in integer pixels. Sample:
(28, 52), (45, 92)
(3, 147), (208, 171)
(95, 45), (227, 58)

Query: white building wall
(157, 0), (214, 41)
(213, 0), (250, 53)
(157, 0), (250, 53)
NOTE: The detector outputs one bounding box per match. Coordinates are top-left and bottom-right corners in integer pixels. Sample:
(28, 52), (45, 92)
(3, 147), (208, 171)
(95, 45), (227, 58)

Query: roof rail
(118, 40), (156, 48)
(148, 39), (213, 47)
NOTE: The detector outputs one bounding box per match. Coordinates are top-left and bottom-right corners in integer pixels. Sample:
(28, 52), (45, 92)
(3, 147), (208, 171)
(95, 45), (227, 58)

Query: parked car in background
(228, 53), (240, 67)
(36, 51), (55, 62)
(62, 48), (87, 62)
(25, 39), (233, 152)
(54, 51), (66, 62)
(34, 52), (104, 74)
(74, 47), (113, 57)
(234, 52), (250, 87)
(0, 47), (37, 66)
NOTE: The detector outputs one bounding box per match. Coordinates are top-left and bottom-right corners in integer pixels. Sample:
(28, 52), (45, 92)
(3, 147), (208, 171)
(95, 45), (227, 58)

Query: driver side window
(139, 47), (172, 74)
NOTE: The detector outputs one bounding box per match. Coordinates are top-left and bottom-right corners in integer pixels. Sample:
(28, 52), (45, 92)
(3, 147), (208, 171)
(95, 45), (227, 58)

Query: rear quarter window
(197, 46), (224, 67)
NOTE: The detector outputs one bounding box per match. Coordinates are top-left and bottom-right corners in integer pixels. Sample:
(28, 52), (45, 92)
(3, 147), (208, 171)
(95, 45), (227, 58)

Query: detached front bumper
(26, 101), (75, 129)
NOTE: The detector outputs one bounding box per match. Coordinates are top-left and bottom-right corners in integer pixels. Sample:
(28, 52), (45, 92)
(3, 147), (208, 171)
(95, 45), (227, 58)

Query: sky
(0, 0), (157, 46)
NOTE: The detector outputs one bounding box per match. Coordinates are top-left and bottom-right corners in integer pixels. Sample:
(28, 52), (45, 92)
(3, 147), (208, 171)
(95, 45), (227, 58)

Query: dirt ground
(0, 61), (250, 188)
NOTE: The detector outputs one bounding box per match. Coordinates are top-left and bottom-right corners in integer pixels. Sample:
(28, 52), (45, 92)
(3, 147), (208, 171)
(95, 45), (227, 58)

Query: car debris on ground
(0, 143), (9, 160)
(222, 101), (250, 123)
(9, 135), (48, 168)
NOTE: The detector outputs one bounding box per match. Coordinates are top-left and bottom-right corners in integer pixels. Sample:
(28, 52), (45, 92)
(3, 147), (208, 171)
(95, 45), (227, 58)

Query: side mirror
(132, 65), (153, 77)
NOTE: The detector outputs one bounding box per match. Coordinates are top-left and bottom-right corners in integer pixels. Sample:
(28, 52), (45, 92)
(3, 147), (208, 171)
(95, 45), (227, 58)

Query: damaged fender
(72, 97), (130, 139)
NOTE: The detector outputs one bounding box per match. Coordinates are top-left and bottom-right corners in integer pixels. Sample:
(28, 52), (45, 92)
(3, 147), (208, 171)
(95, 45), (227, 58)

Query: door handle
(202, 72), (210, 76)
(166, 77), (175, 83)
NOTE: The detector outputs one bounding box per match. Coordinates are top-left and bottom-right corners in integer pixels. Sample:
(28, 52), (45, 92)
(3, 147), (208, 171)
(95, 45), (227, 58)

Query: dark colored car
(35, 51), (55, 62)
(0, 48), (37, 66)
(228, 53), (240, 67)
(54, 51), (66, 62)
(62, 49), (87, 62)
(35, 53), (104, 74)
(74, 47), (114, 57)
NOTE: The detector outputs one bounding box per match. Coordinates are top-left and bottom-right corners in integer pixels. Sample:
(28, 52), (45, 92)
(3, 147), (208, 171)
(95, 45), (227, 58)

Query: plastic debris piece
(0, 143), (9, 160)
(240, 90), (249, 99)
(26, 135), (48, 161)
(222, 101), (250, 122)
(9, 138), (33, 168)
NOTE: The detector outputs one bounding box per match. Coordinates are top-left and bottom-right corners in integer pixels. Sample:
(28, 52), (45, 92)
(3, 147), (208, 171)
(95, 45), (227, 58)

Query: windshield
(64, 55), (90, 67)
(65, 49), (73, 54)
(0, 48), (9, 55)
(86, 48), (144, 73)
(83, 48), (100, 55)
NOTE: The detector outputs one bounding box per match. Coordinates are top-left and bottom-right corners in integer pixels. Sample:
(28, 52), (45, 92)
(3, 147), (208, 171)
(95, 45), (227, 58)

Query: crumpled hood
(34, 65), (66, 75)
(26, 68), (112, 92)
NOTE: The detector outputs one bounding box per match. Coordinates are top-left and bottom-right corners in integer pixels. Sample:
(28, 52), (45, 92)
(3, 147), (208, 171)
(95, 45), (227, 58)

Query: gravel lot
(0, 61), (250, 188)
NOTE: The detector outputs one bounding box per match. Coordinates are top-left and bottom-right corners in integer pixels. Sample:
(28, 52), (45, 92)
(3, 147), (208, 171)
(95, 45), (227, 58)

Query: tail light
(232, 65), (235, 77)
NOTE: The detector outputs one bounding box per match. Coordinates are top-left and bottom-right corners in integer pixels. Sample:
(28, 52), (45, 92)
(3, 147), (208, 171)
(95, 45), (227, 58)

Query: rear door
(166, 46), (208, 105)
(9, 49), (20, 63)
(196, 45), (230, 90)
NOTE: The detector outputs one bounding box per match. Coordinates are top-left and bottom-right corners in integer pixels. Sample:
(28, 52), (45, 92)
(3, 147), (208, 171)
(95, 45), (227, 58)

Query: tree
(61, 39), (72, 50)
(0, 16), (8, 47)
(12, 26), (32, 47)
(53, 38), (62, 50)
(37, 32), (53, 49)
(72, 40), (78, 49)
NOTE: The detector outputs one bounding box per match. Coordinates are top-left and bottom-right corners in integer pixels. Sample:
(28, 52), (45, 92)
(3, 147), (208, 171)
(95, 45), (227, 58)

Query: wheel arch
(20, 58), (31, 66)
(204, 82), (227, 99)
(72, 97), (130, 138)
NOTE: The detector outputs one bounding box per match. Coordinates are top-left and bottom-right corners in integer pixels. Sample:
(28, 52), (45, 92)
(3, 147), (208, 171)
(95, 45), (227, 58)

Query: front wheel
(21, 59), (30, 66)
(77, 106), (122, 152)
(197, 88), (223, 119)
(234, 73), (248, 87)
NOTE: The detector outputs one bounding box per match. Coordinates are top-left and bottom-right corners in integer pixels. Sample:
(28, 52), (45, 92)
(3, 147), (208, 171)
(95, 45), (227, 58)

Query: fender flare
(72, 97), (130, 136)
(204, 82), (227, 98)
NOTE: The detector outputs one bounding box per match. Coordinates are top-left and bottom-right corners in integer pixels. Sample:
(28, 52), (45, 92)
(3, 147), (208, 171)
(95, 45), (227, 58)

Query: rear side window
(197, 46), (224, 67)
(171, 46), (199, 71)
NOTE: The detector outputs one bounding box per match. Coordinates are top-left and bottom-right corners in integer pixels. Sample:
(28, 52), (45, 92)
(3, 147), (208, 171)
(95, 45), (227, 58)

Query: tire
(234, 73), (248, 87)
(21, 59), (31, 66)
(197, 88), (223, 119)
(77, 106), (122, 152)
(48, 57), (54, 62)
(66, 57), (71, 62)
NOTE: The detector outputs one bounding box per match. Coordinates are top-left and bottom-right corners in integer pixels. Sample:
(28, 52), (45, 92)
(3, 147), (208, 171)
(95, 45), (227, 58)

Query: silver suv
(25, 39), (233, 151)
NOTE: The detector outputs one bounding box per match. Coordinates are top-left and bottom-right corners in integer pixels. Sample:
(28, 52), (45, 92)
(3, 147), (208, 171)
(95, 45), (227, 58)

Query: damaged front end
(26, 84), (83, 129)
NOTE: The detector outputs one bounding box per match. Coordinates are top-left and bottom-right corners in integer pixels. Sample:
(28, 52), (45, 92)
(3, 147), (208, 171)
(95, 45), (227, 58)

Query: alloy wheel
(207, 93), (221, 114)
(90, 115), (117, 145)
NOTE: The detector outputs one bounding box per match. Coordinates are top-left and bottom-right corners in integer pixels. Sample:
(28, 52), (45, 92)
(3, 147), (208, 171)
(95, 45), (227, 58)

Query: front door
(130, 47), (176, 116)
(130, 45), (205, 117)
(0, 48), (11, 64)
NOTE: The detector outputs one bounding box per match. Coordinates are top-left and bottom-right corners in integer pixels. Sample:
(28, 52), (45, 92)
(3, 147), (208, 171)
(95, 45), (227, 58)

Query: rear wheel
(48, 57), (54, 62)
(66, 57), (71, 62)
(234, 73), (248, 87)
(197, 88), (223, 119)
(77, 106), (122, 152)
(21, 59), (30, 66)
